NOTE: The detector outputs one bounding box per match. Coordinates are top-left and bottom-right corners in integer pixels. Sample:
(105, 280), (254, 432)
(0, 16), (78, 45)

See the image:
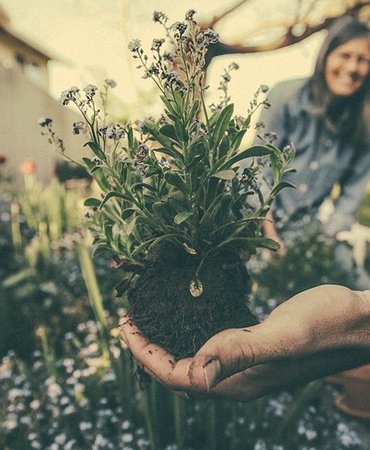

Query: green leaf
(91, 243), (111, 257)
(164, 172), (188, 194)
(126, 217), (137, 235)
(212, 169), (236, 180)
(84, 141), (106, 161)
(91, 165), (103, 174)
(174, 211), (193, 225)
(82, 157), (94, 169)
(145, 121), (174, 148)
(212, 103), (234, 147)
(271, 181), (296, 196)
(227, 145), (273, 167)
(84, 198), (101, 208)
(100, 191), (127, 209)
(218, 237), (280, 251)
(230, 129), (246, 151)
(174, 119), (187, 143)
(160, 95), (177, 115)
(153, 147), (184, 163)
(160, 124), (178, 141)
(131, 234), (180, 257)
(188, 99), (200, 122)
(131, 182), (158, 193)
(152, 201), (169, 221)
(122, 208), (136, 220)
(218, 136), (230, 159)
(127, 126), (134, 150)
(82, 158), (110, 191)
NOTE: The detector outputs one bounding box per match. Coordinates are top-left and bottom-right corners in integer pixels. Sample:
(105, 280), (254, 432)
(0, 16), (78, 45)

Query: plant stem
(275, 380), (324, 441)
(142, 382), (161, 450)
(174, 395), (187, 449)
(37, 326), (57, 379)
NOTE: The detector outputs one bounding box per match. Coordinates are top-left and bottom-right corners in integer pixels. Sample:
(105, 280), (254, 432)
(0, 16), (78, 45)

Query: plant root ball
(128, 246), (258, 358)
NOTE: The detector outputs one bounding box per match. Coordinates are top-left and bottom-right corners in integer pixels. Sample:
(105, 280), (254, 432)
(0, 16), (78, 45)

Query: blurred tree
(201, 0), (370, 67)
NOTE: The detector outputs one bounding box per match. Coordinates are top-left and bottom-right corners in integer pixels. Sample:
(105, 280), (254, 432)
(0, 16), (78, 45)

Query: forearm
(258, 285), (370, 358)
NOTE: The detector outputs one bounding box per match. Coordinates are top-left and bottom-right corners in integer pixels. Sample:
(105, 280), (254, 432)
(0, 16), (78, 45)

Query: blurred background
(1, 1), (370, 449)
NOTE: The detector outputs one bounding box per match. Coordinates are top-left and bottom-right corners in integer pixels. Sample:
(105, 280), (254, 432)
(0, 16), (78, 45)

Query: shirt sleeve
(324, 147), (370, 236)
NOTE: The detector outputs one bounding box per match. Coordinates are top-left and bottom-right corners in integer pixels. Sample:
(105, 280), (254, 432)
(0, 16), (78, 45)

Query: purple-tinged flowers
(135, 144), (149, 162)
(185, 9), (196, 22)
(104, 79), (117, 88)
(153, 11), (167, 24)
(59, 87), (79, 106)
(106, 124), (125, 140)
(202, 29), (219, 45)
(151, 38), (165, 51)
(172, 21), (187, 36)
(38, 117), (53, 127)
(83, 84), (98, 97)
(72, 121), (85, 135)
(128, 39), (141, 53)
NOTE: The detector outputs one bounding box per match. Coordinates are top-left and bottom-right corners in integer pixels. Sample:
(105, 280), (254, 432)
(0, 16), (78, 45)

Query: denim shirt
(255, 78), (370, 235)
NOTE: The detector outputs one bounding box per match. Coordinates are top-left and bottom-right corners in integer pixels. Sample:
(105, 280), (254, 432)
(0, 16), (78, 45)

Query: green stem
(38, 326), (57, 379)
(173, 395), (187, 449)
(142, 382), (161, 450)
(275, 380), (324, 441)
(10, 201), (22, 251)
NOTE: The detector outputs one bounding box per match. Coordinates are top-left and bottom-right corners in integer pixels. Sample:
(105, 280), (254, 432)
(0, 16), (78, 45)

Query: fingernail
(203, 359), (221, 392)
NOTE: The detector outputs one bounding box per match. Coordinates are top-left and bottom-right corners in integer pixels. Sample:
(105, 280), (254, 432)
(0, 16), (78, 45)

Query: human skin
(324, 38), (370, 97)
(120, 285), (370, 401)
(262, 37), (370, 245)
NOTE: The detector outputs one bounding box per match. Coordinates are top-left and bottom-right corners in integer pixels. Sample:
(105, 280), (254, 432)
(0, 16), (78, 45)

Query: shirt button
(325, 139), (333, 148)
(309, 161), (318, 171)
(299, 183), (308, 193)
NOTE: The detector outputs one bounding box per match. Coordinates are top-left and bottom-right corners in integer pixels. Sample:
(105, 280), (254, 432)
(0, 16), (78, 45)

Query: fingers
(119, 316), (193, 391)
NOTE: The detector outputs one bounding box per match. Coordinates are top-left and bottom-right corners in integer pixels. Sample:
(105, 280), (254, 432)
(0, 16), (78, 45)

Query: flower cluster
(0, 325), (150, 450)
(128, 9), (219, 96)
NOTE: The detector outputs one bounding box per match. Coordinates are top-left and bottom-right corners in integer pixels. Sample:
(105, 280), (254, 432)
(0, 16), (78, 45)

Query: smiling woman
(325, 38), (370, 97)
(256, 17), (370, 286)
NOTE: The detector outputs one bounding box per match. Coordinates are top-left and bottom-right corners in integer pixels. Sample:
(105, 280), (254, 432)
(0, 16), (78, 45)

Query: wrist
(346, 290), (370, 348)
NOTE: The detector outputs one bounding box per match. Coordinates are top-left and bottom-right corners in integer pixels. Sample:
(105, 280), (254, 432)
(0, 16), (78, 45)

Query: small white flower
(47, 381), (63, 399)
(105, 78), (117, 88)
(8, 388), (24, 401)
(55, 433), (67, 445)
(128, 39), (141, 52)
(83, 84), (98, 97)
(79, 421), (93, 431)
(64, 405), (76, 415)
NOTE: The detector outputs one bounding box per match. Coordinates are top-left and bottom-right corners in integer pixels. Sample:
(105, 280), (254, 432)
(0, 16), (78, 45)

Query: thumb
(203, 358), (222, 391)
(188, 327), (260, 392)
(188, 354), (222, 392)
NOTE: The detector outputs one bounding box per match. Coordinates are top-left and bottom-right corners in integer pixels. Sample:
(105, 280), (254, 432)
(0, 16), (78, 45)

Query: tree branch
(204, 0), (369, 67)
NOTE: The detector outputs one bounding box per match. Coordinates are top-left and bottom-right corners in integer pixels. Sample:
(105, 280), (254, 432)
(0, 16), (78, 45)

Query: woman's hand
(262, 210), (286, 257)
(120, 285), (370, 401)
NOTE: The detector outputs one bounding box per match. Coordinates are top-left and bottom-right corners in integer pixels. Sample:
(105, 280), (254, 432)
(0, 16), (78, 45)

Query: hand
(120, 285), (370, 401)
(262, 210), (286, 257)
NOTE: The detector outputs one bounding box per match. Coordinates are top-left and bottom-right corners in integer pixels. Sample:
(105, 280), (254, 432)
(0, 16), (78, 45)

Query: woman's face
(325, 37), (370, 96)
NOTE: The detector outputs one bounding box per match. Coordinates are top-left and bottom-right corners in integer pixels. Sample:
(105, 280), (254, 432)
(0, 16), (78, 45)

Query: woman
(259, 17), (370, 259)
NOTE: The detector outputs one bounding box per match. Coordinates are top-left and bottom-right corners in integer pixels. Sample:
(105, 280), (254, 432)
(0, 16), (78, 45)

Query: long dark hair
(308, 16), (370, 148)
